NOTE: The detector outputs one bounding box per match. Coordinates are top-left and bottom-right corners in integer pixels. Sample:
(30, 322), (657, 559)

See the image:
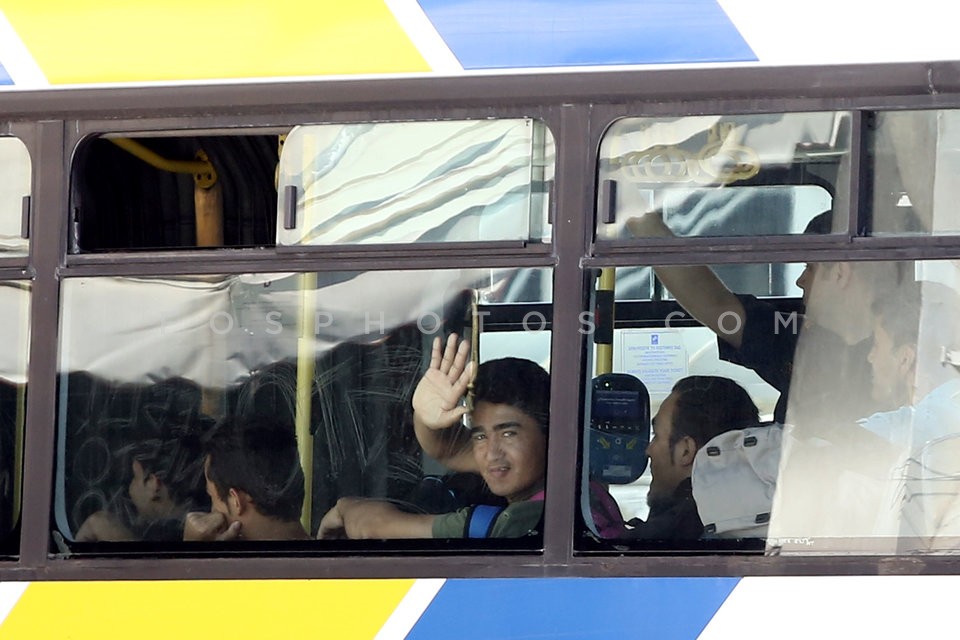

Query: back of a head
(204, 415), (305, 522)
(670, 376), (760, 448)
(873, 278), (922, 350)
(123, 415), (213, 512)
(803, 210), (833, 235)
(474, 357), (550, 430)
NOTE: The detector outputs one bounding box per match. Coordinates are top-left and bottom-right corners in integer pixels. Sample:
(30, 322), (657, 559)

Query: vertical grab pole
(296, 273), (316, 533)
(193, 149), (225, 417)
(288, 134), (315, 532)
(466, 290), (479, 412)
(193, 150), (223, 246)
(595, 268), (616, 376)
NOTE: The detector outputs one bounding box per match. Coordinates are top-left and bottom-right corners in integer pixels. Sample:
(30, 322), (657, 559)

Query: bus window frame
(0, 122), (38, 269)
(64, 112), (560, 261)
(3, 62), (960, 580)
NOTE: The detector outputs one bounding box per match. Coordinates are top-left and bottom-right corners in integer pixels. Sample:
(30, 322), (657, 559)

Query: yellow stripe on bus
(0, 0), (429, 84)
(0, 579), (416, 639)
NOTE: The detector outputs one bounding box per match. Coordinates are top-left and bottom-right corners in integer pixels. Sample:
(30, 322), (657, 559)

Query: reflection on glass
(0, 138), (30, 257)
(57, 267), (551, 546)
(870, 110), (960, 236)
(277, 119), (554, 246)
(612, 261), (806, 303)
(771, 259), (960, 554)
(579, 264), (780, 547)
(597, 112), (849, 240)
(0, 281), (29, 542)
(579, 257), (960, 555)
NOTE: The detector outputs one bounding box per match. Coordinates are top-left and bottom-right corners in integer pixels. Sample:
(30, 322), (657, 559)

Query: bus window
(581, 255), (960, 556)
(277, 119), (554, 247)
(770, 258), (960, 554)
(0, 280), (29, 550)
(0, 137), (30, 258)
(595, 112), (849, 241)
(71, 132), (280, 251)
(56, 266), (551, 549)
(580, 262), (787, 549)
(869, 109), (960, 236)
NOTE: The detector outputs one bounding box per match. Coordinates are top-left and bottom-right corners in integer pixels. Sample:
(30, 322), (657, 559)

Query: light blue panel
(407, 577), (739, 639)
(0, 63), (12, 85)
(418, 0), (756, 69)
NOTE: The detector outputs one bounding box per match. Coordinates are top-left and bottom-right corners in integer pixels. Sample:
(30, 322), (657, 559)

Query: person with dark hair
(865, 281), (924, 413)
(76, 430), (209, 542)
(624, 375), (760, 540)
(319, 334), (550, 539)
(769, 278), (960, 548)
(626, 209), (887, 430)
(183, 415), (309, 541)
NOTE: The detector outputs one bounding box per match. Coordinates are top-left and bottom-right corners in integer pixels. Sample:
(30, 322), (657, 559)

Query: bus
(2, 2), (960, 638)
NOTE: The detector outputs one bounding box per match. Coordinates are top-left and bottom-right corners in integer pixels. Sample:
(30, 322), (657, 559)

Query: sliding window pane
(0, 280), (29, 548)
(870, 110), (960, 235)
(597, 112), (849, 241)
(278, 119), (554, 246)
(58, 268), (551, 550)
(0, 138), (30, 258)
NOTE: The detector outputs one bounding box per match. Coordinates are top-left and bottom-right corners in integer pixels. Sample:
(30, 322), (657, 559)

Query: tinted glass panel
(0, 137), (30, 257)
(870, 110), (960, 235)
(579, 256), (960, 556)
(772, 259), (960, 554)
(597, 112), (849, 240)
(0, 280), (29, 548)
(57, 267), (551, 550)
(579, 265), (781, 548)
(278, 119), (554, 246)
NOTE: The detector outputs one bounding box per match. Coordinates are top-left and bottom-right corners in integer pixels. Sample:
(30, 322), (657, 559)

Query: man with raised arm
(319, 334), (549, 539)
(183, 415), (310, 541)
(625, 209), (881, 427)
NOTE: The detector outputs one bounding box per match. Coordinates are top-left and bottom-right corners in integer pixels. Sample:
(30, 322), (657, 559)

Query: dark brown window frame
(3, 62), (960, 581)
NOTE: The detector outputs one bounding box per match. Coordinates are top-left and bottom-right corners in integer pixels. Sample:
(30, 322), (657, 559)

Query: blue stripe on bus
(417, 0), (757, 69)
(406, 577), (739, 639)
(0, 63), (12, 85)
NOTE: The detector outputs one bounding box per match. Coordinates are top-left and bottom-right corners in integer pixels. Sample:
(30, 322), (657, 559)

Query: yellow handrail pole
(296, 273), (316, 532)
(193, 150), (223, 246)
(110, 139), (225, 417)
(110, 138), (215, 177)
(595, 268), (616, 376)
(288, 134), (315, 531)
(190, 149), (223, 417)
(108, 139), (222, 245)
(466, 290), (479, 412)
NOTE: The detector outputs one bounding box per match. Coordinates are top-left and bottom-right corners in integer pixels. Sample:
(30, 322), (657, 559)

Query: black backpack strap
(465, 504), (505, 538)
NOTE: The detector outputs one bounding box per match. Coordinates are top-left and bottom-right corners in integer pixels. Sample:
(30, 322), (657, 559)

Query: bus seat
(692, 423), (783, 539)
